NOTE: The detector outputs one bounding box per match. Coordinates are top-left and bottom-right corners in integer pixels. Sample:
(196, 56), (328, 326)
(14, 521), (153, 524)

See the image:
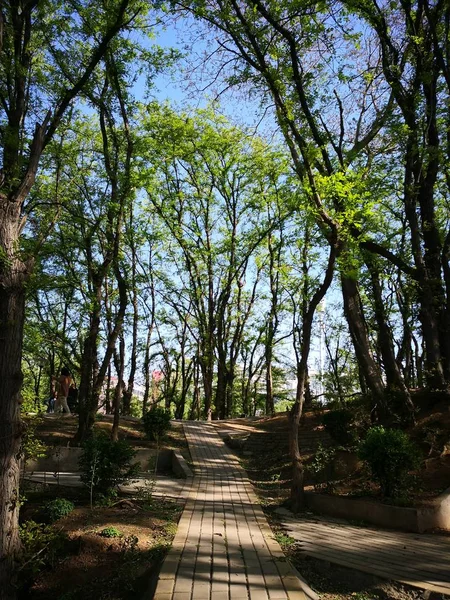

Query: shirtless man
(55, 367), (72, 415)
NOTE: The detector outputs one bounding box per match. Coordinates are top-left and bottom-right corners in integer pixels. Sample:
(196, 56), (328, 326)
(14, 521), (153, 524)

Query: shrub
(20, 415), (47, 467)
(79, 433), (139, 496)
(19, 520), (67, 577)
(44, 498), (75, 522)
(142, 407), (171, 442)
(95, 488), (119, 507)
(322, 409), (355, 446)
(99, 526), (122, 538)
(308, 444), (336, 492)
(359, 426), (421, 497)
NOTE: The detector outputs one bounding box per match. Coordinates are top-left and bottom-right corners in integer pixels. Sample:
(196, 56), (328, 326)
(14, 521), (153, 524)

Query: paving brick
(154, 578), (175, 595)
(212, 592), (230, 600)
(248, 590), (270, 600)
(152, 422), (309, 600)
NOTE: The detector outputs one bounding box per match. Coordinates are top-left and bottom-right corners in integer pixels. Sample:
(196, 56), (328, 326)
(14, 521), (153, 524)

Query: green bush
(359, 426), (421, 497)
(322, 409), (355, 446)
(20, 415), (47, 466)
(99, 526), (122, 538)
(308, 444), (336, 492)
(44, 498), (75, 522)
(79, 433), (139, 495)
(95, 488), (119, 507)
(142, 407), (171, 442)
(19, 520), (67, 577)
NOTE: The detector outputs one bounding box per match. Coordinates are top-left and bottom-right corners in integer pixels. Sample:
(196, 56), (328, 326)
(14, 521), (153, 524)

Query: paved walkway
(279, 513), (450, 596)
(153, 422), (310, 600)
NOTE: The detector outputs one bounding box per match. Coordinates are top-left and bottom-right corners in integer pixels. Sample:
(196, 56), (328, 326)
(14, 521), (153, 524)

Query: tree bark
(111, 336), (125, 442)
(188, 354), (201, 420)
(215, 356), (227, 419)
(365, 255), (415, 419)
(122, 206), (139, 416)
(289, 240), (337, 512)
(199, 351), (213, 421)
(341, 274), (388, 415)
(265, 327), (275, 416)
(0, 209), (27, 599)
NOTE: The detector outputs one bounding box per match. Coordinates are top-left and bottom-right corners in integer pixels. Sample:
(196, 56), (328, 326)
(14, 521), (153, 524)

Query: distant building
(101, 375), (146, 403)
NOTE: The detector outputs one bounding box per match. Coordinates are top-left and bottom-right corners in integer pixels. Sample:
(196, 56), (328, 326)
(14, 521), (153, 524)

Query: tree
(139, 103), (290, 418)
(285, 217), (338, 508)
(176, 0), (424, 415)
(342, 0), (450, 390)
(0, 2), (145, 595)
(75, 55), (135, 443)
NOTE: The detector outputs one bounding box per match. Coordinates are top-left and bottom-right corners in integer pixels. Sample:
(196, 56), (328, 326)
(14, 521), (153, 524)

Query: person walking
(55, 367), (72, 415)
(46, 389), (57, 413)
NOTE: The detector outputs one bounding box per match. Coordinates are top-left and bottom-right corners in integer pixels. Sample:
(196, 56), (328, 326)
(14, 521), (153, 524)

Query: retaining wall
(24, 447), (192, 478)
(304, 488), (450, 533)
(226, 427), (332, 456)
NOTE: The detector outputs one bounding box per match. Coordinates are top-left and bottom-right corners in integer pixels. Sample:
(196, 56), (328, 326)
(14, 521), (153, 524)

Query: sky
(134, 14), (280, 134)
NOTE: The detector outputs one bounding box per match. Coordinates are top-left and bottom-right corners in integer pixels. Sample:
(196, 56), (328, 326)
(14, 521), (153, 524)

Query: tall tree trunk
(289, 241), (337, 511)
(395, 278), (415, 388)
(365, 256), (415, 420)
(143, 327), (152, 417)
(265, 332), (275, 416)
(442, 230), (450, 381)
(265, 221), (282, 416)
(75, 273), (127, 443)
(76, 300), (102, 442)
(225, 371), (234, 418)
(341, 274), (388, 416)
(289, 363), (307, 512)
(413, 334), (424, 388)
(0, 221), (27, 598)
(215, 357), (227, 419)
(142, 242), (156, 416)
(190, 356), (201, 420)
(105, 364), (112, 414)
(200, 351), (213, 421)
(175, 349), (193, 420)
(76, 286), (102, 442)
(111, 336), (125, 442)
(122, 207), (139, 416)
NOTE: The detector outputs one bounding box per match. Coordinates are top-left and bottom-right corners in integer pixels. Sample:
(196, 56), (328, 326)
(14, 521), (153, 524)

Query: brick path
(153, 422), (309, 600)
(280, 513), (450, 596)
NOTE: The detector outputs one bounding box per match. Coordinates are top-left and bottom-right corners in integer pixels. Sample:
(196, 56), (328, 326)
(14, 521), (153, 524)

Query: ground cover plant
(43, 498), (75, 523)
(18, 479), (182, 600)
(15, 416), (189, 599)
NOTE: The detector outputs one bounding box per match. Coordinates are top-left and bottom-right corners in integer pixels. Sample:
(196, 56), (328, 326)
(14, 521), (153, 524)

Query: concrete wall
(172, 451), (193, 479)
(304, 488), (450, 533)
(25, 447), (178, 475)
(25, 447), (82, 473)
(417, 488), (450, 532)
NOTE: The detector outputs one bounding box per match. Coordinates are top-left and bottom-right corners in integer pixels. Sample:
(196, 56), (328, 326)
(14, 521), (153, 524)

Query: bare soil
(215, 403), (450, 505)
(35, 415), (190, 458)
(19, 484), (182, 600)
(20, 416), (189, 599)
